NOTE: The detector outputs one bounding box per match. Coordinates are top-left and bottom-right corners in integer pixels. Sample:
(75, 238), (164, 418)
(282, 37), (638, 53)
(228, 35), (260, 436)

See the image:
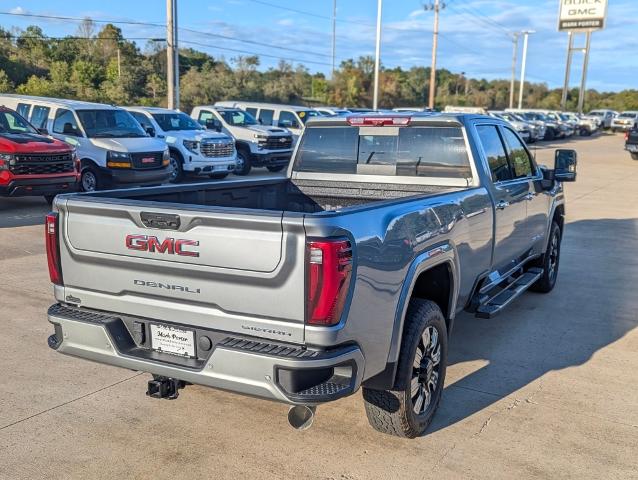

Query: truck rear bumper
(47, 304), (363, 405)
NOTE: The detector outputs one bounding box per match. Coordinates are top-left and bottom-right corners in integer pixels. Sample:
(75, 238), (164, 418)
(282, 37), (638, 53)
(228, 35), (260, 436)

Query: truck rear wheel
(362, 299), (447, 438)
(631, 153), (638, 161)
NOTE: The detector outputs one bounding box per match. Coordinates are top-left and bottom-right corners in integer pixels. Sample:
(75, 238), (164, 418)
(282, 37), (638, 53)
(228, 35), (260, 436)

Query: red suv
(0, 107), (79, 203)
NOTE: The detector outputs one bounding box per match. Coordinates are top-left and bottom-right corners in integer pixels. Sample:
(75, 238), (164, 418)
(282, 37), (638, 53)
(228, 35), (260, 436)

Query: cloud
(10, 6), (27, 14)
(408, 10), (425, 18)
(277, 18), (294, 26)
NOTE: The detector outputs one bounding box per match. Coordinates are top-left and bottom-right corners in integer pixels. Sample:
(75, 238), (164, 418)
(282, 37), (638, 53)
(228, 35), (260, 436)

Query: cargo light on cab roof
(346, 116), (411, 127)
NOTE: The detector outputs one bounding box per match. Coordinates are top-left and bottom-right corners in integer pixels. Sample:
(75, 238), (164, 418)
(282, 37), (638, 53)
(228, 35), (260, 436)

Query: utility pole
(332, 0), (337, 80)
(577, 31), (591, 114)
(372, 0), (382, 110)
(166, 0), (179, 110)
(517, 30), (534, 109)
(560, 31), (573, 110)
(509, 32), (519, 109)
(117, 48), (121, 79)
(425, 0), (444, 110)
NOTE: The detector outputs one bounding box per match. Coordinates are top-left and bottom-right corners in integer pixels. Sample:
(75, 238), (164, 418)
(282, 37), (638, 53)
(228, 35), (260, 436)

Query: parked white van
(215, 101), (321, 140)
(0, 94), (170, 191)
(125, 106), (236, 181)
(191, 105), (293, 175)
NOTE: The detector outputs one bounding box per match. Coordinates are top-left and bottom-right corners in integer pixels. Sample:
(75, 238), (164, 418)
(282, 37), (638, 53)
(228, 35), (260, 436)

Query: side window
(53, 109), (81, 136)
(476, 125), (512, 183)
(130, 111), (151, 129)
(279, 111), (300, 129)
(258, 109), (274, 126)
(197, 110), (214, 126)
(16, 103), (31, 119)
(30, 105), (51, 129)
(245, 107), (257, 117)
(501, 127), (533, 178)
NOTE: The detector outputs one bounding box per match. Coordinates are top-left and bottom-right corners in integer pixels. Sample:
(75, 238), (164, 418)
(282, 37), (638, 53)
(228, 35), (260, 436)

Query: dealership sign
(558, 0), (608, 31)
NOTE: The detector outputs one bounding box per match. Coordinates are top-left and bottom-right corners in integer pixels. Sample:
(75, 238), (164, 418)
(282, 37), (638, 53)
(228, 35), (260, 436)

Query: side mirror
(554, 149), (577, 182)
(37, 127), (49, 135)
(205, 118), (222, 132)
(144, 126), (156, 137)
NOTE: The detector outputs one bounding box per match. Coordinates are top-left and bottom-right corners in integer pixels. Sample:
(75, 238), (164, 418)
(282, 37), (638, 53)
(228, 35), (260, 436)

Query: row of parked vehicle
(1, 94), (636, 203)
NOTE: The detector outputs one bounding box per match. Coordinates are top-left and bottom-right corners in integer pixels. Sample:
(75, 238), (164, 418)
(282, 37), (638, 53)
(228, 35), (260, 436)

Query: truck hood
(89, 137), (167, 153)
(0, 132), (73, 154)
(163, 130), (231, 143)
(245, 125), (290, 136)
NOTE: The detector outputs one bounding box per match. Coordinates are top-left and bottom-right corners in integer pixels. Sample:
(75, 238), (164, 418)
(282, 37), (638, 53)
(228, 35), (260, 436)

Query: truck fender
(389, 243), (460, 363)
(234, 140), (252, 154)
(362, 243), (460, 390)
(544, 198), (565, 253)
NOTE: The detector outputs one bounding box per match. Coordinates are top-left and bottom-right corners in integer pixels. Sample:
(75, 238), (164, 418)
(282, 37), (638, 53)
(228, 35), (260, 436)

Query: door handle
(525, 192), (536, 201)
(496, 200), (510, 210)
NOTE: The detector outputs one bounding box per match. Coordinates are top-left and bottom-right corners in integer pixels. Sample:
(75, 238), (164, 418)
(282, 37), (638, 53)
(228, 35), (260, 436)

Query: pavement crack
(0, 372), (144, 431)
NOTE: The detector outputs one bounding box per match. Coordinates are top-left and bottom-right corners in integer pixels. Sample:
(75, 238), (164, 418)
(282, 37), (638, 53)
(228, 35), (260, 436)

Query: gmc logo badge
(125, 235), (199, 257)
(141, 157), (156, 164)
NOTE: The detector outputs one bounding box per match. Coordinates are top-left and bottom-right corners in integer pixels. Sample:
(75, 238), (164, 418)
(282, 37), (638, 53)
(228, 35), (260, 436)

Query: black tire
(234, 148), (252, 176)
(169, 151), (184, 183)
(544, 128), (555, 141)
(266, 165), (286, 172)
(362, 299), (447, 438)
(44, 195), (56, 205)
(80, 166), (100, 192)
(209, 172), (229, 179)
(530, 221), (562, 293)
(631, 152), (638, 161)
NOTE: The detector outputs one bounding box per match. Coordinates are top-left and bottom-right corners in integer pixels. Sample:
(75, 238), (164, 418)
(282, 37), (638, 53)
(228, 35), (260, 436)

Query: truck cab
(0, 107), (78, 202)
(191, 105), (293, 175)
(125, 107), (236, 182)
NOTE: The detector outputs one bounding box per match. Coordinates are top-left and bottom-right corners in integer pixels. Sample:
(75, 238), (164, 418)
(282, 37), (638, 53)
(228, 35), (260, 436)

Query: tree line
(1, 20), (636, 113)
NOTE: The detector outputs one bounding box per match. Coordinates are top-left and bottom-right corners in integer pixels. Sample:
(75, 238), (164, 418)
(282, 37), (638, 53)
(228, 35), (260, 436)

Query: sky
(2, 0), (637, 92)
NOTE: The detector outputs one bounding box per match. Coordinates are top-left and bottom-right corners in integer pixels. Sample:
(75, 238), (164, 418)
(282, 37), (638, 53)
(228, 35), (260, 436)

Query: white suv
(126, 107), (236, 182)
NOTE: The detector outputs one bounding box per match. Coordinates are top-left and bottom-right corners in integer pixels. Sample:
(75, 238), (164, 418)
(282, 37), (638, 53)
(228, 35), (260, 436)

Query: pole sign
(558, 0), (608, 31)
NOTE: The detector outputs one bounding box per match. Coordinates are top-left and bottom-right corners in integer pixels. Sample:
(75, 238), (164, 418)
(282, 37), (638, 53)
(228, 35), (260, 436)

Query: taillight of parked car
(306, 239), (352, 326)
(45, 212), (63, 285)
(625, 131), (630, 141)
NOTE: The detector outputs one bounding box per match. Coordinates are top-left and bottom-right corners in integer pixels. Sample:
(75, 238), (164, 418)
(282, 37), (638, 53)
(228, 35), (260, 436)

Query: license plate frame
(150, 323), (196, 358)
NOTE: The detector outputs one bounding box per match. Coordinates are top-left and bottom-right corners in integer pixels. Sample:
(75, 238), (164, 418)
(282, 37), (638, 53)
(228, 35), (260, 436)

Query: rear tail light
(306, 239), (352, 326)
(45, 212), (63, 285)
(625, 131), (630, 141)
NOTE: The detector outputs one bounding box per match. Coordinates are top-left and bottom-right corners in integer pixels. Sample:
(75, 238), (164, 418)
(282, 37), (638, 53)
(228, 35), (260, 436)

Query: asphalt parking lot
(1, 133), (637, 480)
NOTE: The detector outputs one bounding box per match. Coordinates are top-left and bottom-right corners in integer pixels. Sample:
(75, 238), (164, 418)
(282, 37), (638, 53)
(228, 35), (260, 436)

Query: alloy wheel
(411, 326), (441, 415)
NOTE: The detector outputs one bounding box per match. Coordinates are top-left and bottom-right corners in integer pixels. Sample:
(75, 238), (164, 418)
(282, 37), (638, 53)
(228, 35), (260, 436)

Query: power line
(446, 2), (510, 35)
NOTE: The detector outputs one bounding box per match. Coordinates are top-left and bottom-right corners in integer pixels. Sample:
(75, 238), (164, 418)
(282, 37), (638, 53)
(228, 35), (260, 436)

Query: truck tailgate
(57, 198), (307, 343)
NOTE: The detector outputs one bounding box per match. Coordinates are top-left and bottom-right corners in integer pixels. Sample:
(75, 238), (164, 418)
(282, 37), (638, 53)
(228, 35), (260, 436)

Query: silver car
(611, 111), (638, 132)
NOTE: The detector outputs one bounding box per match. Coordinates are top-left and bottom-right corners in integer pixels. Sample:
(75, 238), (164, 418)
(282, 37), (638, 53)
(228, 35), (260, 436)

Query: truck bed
(84, 178), (457, 213)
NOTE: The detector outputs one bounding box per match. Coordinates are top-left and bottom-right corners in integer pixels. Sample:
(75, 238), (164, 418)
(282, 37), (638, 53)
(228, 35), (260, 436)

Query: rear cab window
(476, 125), (512, 182)
(295, 125), (472, 179)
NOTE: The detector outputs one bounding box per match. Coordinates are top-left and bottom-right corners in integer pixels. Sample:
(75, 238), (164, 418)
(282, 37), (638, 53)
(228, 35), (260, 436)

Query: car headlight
(183, 140), (199, 152)
(106, 151), (132, 168)
(162, 148), (170, 166)
(0, 153), (13, 170)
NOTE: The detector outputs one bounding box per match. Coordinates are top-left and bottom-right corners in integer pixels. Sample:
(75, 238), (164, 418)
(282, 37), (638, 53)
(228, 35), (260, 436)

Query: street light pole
(509, 32), (519, 109)
(427, 0), (442, 110)
(372, 0), (382, 110)
(166, 0), (179, 110)
(331, 0), (337, 79)
(517, 30), (534, 110)
(577, 31), (592, 114)
(560, 31), (574, 110)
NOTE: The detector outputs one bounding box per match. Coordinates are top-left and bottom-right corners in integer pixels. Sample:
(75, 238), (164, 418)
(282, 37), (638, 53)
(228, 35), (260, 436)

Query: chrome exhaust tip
(287, 405), (316, 430)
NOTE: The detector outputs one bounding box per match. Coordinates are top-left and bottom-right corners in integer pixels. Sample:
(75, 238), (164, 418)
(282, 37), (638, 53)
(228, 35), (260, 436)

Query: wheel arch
(168, 146), (184, 162)
(363, 244), (459, 390)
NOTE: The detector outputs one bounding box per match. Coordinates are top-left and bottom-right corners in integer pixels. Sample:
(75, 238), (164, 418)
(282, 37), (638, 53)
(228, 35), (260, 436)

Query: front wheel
(544, 128), (555, 141)
(266, 165), (285, 173)
(234, 149), (252, 176)
(530, 221), (562, 293)
(631, 152), (638, 161)
(363, 299), (447, 438)
(80, 167), (100, 192)
(169, 152), (184, 183)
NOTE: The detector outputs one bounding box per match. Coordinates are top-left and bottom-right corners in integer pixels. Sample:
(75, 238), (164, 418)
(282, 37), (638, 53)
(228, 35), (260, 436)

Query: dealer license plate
(150, 324), (195, 357)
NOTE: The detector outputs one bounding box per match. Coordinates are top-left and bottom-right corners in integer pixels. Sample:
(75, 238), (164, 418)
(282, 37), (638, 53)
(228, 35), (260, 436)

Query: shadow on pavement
(0, 197), (51, 228)
(430, 217), (638, 433)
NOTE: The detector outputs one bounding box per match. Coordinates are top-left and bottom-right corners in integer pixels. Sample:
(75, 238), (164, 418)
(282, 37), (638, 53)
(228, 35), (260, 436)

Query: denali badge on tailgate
(125, 235), (199, 257)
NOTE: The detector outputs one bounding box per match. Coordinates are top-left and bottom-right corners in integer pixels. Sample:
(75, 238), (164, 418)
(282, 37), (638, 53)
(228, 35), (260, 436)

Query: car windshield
(0, 110), (38, 135)
(218, 109), (258, 126)
(152, 112), (203, 131)
(295, 126), (472, 180)
(619, 113), (637, 118)
(587, 111), (604, 117)
(297, 110), (322, 124)
(77, 109), (147, 138)
(498, 113), (518, 123)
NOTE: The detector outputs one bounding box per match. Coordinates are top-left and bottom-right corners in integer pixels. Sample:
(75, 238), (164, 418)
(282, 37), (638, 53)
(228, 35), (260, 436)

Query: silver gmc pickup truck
(46, 113), (577, 438)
